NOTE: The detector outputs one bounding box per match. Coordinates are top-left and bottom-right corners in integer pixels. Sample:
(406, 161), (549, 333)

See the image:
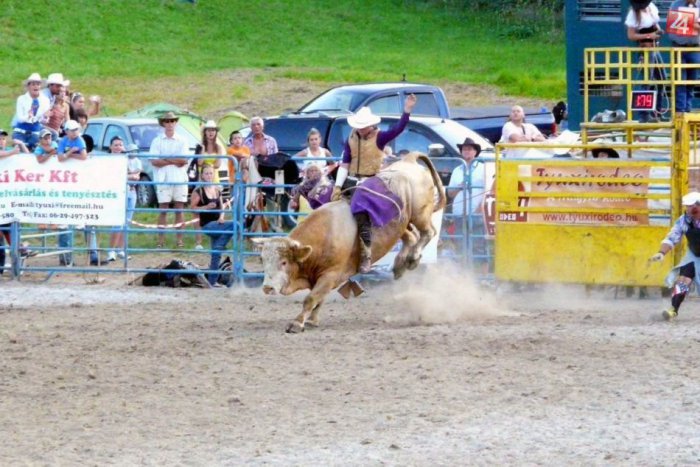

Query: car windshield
(428, 119), (494, 154)
(129, 124), (197, 151)
(300, 89), (371, 113)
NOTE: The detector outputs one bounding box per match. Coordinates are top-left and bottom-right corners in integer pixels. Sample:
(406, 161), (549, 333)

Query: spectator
(149, 111), (190, 249)
(13, 73), (50, 151)
(500, 105), (546, 144)
(197, 120), (225, 183)
(244, 116), (278, 156)
(552, 101), (568, 134)
(331, 94), (417, 273)
(107, 137), (141, 262)
(289, 164), (333, 211)
(591, 147), (620, 159)
(668, 0), (700, 113)
(649, 191), (700, 320)
(293, 127), (334, 174)
(0, 128), (23, 273)
(42, 73), (67, 106)
(189, 164), (234, 287)
(34, 129), (58, 163)
(44, 98), (68, 141)
(625, 0), (664, 122)
(69, 92), (101, 121)
(227, 130), (251, 183)
(0, 129), (26, 158)
(56, 120), (89, 265)
(448, 137), (489, 273)
(194, 120), (226, 250)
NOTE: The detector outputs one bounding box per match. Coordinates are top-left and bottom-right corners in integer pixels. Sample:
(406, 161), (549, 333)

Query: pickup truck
(294, 82), (555, 143)
(244, 112), (494, 186)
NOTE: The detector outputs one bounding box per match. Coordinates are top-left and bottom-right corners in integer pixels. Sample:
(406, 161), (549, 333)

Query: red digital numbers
(631, 90), (656, 111)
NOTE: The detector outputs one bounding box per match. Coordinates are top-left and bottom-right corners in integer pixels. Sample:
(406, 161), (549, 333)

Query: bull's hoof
(406, 255), (421, 271)
(285, 321), (305, 333)
(393, 266), (406, 280)
(305, 319), (320, 328)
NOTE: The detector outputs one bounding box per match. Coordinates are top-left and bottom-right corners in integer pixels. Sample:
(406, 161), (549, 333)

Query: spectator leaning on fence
(13, 73), (51, 152)
(189, 164), (234, 287)
(56, 120), (91, 265)
(107, 138), (141, 262)
(34, 129), (58, 163)
(448, 137), (489, 273)
(149, 111), (190, 249)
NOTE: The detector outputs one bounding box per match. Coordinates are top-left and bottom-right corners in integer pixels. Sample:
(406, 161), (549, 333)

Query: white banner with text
(0, 155), (127, 226)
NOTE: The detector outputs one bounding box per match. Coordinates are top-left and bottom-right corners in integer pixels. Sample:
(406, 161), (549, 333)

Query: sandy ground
(1, 264), (699, 466)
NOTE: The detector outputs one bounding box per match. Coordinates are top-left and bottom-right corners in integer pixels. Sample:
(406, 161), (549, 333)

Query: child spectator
(34, 129), (58, 163)
(227, 130), (251, 183)
(107, 138), (141, 261)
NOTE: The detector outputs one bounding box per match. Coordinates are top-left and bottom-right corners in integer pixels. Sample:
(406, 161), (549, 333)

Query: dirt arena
(2, 265), (699, 465)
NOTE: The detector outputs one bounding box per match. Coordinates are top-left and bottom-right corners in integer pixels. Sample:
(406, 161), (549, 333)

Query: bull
(253, 152), (445, 333)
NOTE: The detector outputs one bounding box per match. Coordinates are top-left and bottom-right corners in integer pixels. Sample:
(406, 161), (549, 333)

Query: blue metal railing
(2, 154), (489, 284)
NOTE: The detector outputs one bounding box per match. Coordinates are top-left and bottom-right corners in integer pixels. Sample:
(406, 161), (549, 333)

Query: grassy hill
(0, 0), (565, 124)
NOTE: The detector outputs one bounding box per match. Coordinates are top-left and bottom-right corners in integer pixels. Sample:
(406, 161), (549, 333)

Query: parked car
(294, 82), (554, 143)
(84, 117), (230, 207)
(242, 112), (494, 185)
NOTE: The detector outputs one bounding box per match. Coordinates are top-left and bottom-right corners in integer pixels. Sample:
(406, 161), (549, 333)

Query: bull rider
(331, 94), (417, 273)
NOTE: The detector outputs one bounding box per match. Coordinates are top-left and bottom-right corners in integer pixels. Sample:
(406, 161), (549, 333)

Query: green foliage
(0, 0), (565, 124)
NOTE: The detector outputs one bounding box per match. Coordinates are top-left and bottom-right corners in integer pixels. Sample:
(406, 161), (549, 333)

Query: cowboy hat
(457, 137), (482, 157)
(348, 107), (381, 129)
(46, 73), (67, 86)
(591, 147), (620, 158)
(23, 73), (44, 86)
(682, 192), (700, 206)
(630, 0), (652, 9)
(158, 111), (180, 126)
(203, 120), (219, 130)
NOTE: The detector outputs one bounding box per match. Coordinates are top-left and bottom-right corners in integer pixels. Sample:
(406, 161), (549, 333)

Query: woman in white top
(624, 0), (664, 122)
(294, 128), (335, 174)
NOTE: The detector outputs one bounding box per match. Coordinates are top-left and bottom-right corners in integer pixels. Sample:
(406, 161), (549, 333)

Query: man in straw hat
(150, 111), (190, 249)
(13, 73), (50, 151)
(649, 191), (700, 320)
(331, 94), (416, 273)
(448, 137), (490, 272)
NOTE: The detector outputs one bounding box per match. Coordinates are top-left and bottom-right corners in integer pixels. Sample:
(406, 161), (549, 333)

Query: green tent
(218, 110), (250, 142)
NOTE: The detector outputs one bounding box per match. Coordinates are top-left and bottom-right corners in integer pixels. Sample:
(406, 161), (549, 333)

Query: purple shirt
(342, 112), (410, 164)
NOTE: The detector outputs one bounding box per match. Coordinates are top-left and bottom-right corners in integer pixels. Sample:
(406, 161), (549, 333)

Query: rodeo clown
(331, 94), (416, 273)
(649, 191), (700, 320)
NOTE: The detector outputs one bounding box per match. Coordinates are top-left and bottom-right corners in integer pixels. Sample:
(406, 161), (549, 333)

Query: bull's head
(251, 237), (313, 295)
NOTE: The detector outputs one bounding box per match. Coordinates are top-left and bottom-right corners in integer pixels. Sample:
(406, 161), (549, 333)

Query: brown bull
(253, 152), (445, 333)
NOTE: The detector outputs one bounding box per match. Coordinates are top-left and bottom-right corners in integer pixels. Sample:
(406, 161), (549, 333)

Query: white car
(84, 117), (230, 206)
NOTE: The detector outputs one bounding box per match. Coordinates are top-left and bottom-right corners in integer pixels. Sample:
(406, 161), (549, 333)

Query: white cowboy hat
(24, 73), (44, 86)
(348, 107), (381, 129)
(46, 73), (67, 86)
(682, 192), (700, 206)
(203, 120), (219, 130)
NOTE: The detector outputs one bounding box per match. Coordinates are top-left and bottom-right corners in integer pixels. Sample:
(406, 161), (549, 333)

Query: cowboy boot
(355, 213), (373, 274)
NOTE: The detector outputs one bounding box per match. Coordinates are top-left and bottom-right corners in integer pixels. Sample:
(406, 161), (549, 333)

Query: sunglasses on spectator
(162, 119), (177, 123)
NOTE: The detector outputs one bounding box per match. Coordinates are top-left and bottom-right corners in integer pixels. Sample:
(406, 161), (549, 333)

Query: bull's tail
(416, 153), (446, 213)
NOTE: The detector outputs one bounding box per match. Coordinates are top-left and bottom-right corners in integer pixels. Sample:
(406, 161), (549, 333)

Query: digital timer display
(631, 90), (657, 111)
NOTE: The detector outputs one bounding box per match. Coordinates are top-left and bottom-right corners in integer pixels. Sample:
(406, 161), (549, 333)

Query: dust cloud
(383, 263), (516, 324)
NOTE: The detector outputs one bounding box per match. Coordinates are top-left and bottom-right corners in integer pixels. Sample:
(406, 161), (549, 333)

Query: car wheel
(136, 175), (156, 207)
